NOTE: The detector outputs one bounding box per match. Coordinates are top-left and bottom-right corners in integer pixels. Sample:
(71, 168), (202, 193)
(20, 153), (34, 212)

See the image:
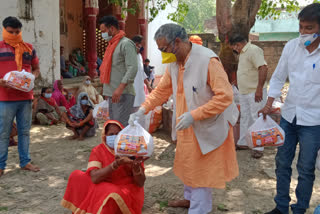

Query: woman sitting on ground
(61, 120), (145, 213)
(35, 87), (67, 125)
(52, 80), (76, 110)
(64, 92), (97, 140)
(77, 76), (103, 105)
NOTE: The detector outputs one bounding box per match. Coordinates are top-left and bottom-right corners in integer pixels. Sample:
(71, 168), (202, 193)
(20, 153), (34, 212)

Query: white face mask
(299, 33), (318, 47)
(106, 135), (117, 149)
(102, 32), (112, 41)
(44, 93), (52, 99)
(85, 80), (91, 85)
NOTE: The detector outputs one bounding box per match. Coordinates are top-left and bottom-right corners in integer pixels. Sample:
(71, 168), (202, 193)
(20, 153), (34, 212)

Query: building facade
(0, 0), (148, 86)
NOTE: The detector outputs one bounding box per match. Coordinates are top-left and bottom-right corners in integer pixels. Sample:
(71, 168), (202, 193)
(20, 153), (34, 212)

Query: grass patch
(158, 201), (168, 211)
(0, 207), (8, 211)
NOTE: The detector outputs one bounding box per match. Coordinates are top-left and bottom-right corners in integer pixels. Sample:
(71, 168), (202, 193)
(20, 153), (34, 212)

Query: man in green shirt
(99, 16), (138, 126)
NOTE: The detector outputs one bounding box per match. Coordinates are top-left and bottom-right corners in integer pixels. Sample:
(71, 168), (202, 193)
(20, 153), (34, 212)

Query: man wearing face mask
(98, 16), (138, 126)
(131, 35), (152, 128)
(258, 3), (320, 214)
(229, 35), (268, 159)
(129, 23), (239, 214)
(0, 17), (40, 177)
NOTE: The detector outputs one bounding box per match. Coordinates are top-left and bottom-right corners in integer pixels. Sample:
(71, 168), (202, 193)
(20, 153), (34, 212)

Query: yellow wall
(60, 0), (83, 59)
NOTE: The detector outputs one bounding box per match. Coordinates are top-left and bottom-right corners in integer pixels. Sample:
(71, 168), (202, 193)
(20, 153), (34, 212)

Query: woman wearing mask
(35, 87), (67, 125)
(77, 76), (103, 105)
(64, 92), (97, 140)
(61, 120), (146, 214)
(52, 80), (76, 110)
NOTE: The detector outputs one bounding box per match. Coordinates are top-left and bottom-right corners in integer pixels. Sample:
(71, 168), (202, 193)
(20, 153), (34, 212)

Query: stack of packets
(3, 70), (35, 92)
(250, 127), (284, 148)
(115, 122), (154, 157)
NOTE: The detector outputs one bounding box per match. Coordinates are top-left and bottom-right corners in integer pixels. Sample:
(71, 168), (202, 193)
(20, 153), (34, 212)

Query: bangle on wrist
(133, 167), (142, 175)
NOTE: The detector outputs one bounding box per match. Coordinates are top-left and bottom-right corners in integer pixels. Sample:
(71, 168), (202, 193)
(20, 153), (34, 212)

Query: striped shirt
(0, 41), (39, 101)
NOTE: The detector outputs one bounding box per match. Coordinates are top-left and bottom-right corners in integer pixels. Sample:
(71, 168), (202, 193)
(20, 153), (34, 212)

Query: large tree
(216, 0), (299, 83)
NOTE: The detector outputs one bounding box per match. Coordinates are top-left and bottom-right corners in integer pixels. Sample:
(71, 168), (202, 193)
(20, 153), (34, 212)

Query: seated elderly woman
(64, 92), (97, 140)
(77, 76), (103, 105)
(35, 87), (67, 125)
(61, 120), (146, 214)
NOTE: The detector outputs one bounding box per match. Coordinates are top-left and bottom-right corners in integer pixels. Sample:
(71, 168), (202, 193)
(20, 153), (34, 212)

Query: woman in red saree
(61, 120), (146, 214)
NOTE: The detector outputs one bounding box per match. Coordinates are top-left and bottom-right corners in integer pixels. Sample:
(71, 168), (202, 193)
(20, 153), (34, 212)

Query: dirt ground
(0, 122), (320, 214)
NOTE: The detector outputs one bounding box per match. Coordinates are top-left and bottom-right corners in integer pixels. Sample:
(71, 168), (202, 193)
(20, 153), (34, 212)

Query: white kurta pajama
(236, 42), (268, 152)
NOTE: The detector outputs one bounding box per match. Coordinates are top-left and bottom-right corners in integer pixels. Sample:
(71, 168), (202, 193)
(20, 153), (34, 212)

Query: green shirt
(103, 37), (138, 96)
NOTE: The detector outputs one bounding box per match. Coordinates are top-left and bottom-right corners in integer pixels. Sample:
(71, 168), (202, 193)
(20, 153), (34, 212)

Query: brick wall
(209, 41), (287, 80)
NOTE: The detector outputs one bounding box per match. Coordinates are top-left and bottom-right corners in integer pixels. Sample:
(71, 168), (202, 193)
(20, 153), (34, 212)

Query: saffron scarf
(2, 28), (32, 71)
(99, 30), (126, 84)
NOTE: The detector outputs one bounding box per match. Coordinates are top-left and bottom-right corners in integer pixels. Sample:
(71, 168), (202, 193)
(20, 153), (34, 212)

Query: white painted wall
(147, 1), (177, 76)
(0, 0), (60, 86)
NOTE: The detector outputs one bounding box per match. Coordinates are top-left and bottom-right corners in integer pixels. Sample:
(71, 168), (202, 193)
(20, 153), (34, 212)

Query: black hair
(41, 87), (49, 96)
(298, 3), (320, 25)
(145, 58), (150, 63)
(132, 35), (143, 44)
(2, 16), (22, 29)
(99, 16), (119, 30)
(229, 34), (247, 45)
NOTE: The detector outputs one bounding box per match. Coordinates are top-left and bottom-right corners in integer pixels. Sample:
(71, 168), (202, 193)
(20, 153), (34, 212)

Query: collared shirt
(0, 41), (39, 101)
(103, 37), (138, 97)
(268, 38), (320, 126)
(237, 42), (267, 94)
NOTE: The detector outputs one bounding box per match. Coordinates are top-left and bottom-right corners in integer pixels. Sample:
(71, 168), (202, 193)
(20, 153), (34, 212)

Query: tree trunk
(216, 0), (261, 84)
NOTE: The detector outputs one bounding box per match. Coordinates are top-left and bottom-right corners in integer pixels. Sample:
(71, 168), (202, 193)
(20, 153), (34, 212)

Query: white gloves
(176, 112), (194, 131)
(129, 107), (146, 126)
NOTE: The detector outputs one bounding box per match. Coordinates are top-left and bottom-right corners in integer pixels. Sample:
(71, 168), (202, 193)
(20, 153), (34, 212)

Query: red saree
(61, 143), (144, 214)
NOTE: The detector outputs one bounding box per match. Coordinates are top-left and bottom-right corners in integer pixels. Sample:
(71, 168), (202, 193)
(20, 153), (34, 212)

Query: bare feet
(0, 169), (4, 177)
(168, 199), (190, 208)
(251, 150), (264, 159)
(69, 135), (79, 140)
(21, 163), (40, 172)
(78, 136), (85, 141)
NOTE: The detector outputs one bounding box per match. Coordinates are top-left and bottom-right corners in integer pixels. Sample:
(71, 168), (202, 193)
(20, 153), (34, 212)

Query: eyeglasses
(158, 37), (176, 53)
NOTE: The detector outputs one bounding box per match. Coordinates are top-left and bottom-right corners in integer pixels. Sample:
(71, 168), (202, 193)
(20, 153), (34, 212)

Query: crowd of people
(0, 2), (320, 214)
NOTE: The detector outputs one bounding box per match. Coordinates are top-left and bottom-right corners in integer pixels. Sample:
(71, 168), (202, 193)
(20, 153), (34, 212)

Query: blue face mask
(44, 93), (52, 99)
(106, 135), (117, 149)
(80, 99), (88, 105)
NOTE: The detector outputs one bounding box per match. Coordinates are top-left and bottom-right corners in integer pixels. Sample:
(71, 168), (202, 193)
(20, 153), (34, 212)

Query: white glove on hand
(129, 107), (146, 126)
(176, 112), (194, 131)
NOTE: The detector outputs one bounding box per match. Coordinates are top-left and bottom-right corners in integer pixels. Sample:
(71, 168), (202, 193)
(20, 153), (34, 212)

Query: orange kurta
(142, 57), (239, 188)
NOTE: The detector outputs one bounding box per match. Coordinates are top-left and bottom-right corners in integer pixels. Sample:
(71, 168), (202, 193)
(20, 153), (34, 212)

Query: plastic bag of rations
(3, 70), (35, 92)
(246, 114), (285, 148)
(93, 100), (109, 121)
(114, 121), (153, 157)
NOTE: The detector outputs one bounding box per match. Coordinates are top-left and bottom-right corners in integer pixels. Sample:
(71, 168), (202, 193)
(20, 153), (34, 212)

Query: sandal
(168, 199), (190, 208)
(9, 138), (18, 147)
(251, 150), (264, 159)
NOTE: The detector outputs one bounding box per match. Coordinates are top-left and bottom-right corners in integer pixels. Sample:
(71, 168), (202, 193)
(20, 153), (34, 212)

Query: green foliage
(258, 0), (300, 19)
(177, 0), (216, 33)
(106, 0), (300, 29)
